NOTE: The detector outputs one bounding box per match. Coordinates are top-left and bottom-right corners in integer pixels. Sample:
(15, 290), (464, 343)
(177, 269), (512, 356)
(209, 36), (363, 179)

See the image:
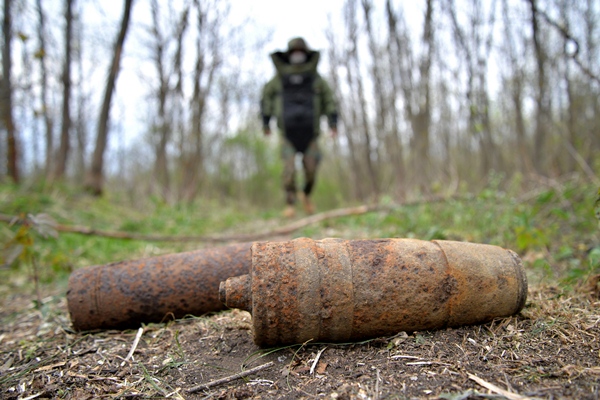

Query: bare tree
(147, 0), (189, 201)
(35, 0), (54, 178)
(500, 0), (532, 175)
(387, 0), (434, 193)
(179, 0), (222, 202)
(73, 5), (89, 182)
(17, 29), (36, 173)
(533, 0), (600, 171)
(583, 0), (600, 163)
(85, 0), (134, 195)
(1, 0), (18, 183)
(447, 0), (499, 177)
(381, 0), (407, 200)
(527, 0), (551, 175)
(342, 2), (367, 200)
(558, 0), (577, 173)
(363, 0), (405, 198)
(53, 0), (73, 181)
(325, 23), (365, 201)
(325, 25), (357, 200)
(344, 0), (379, 199)
(149, 0), (169, 198)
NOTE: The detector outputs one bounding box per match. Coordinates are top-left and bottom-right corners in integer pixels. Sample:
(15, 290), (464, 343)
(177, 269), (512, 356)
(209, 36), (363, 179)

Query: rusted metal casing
(68, 243), (251, 331)
(220, 238), (528, 347)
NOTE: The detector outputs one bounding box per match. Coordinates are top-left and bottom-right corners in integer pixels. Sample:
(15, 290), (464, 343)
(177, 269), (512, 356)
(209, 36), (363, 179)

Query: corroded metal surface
(220, 238), (528, 347)
(68, 243), (252, 331)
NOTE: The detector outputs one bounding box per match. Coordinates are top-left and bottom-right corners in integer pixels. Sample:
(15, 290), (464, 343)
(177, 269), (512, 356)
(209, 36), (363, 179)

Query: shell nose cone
(220, 274), (252, 312)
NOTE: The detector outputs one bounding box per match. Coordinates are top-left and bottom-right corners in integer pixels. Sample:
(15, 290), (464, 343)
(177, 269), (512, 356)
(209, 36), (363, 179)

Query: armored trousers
(281, 137), (321, 205)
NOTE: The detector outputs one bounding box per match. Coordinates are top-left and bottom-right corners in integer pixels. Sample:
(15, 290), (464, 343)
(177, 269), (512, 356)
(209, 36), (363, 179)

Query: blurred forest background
(1, 0), (599, 208)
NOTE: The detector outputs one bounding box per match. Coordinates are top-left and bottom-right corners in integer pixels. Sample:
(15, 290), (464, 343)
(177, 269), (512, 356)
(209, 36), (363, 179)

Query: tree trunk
(325, 25), (364, 201)
(156, 3), (188, 202)
(416, 0), (433, 190)
(478, 2), (499, 174)
(560, 0), (577, 174)
(352, 54), (379, 197)
(2, 0), (18, 183)
(501, 0), (532, 175)
(390, 0), (433, 192)
(73, 10), (88, 183)
(528, 0), (550, 175)
(53, 0), (73, 181)
(341, 2), (367, 201)
(583, 0), (599, 167)
(150, 0), (170, 200)
(362, 0), (388, 198)
(36, 0), (54, 179)
(345, 0), (378, 199)
(181, 40), (207, 202)
(384, 0), (407, 199)
(179, 0), (221, 203)
(448, 0), (498, 179)
(85, 0), (134, 195)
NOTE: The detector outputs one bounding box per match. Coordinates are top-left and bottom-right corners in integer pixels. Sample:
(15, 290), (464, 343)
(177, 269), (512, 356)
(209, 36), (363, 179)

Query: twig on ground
(0, 196), (452, 243)
(310, 347), (326, 375)
(563, 140), (600, 186)
(0, 205), (377, 243)
(467, 372), (530, 400)
(187, 361), (274, 393)
(121, 327), (144, 367)
(375, 369), (381, 400)
(389, 355), (421, 360)
(20, 393), (45, 400)
(0, 175), (584, 243)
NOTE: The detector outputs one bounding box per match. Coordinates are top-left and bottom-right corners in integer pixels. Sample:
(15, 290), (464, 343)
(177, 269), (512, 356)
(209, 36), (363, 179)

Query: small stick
(310, 347), (326, 375)
(187, 361), (274, 393)
(467, 373), (529, 400)
(121, 327), (144, 367)
(375, 369), (381, 400)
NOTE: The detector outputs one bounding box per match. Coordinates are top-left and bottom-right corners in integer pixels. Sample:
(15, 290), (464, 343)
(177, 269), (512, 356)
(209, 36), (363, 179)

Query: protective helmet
(287, 37), (309, 52)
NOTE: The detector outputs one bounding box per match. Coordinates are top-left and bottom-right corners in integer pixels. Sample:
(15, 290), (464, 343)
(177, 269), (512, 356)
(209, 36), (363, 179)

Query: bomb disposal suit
(260, 37), (338, 209)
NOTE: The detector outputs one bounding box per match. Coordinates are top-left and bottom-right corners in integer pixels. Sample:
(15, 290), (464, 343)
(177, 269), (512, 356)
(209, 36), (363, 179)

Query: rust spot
(437, 275), (459, 304)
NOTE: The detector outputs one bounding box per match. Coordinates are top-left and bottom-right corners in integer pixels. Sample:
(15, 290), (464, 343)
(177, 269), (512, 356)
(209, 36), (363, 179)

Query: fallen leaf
(316, 361), (328, 374)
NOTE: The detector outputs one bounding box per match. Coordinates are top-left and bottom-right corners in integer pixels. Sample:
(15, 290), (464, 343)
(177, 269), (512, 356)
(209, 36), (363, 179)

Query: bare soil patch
(1, 285), (599, 399)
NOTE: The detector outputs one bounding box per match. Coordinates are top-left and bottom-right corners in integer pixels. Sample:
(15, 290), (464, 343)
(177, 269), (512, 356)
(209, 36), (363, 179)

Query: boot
(301, 193), (315, 215)
(282, 204), (296, 218)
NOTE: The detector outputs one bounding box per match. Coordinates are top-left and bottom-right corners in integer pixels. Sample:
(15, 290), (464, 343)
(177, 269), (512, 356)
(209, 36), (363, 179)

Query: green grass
(0, 183), (265, 293)
(1, 179), (598, 294)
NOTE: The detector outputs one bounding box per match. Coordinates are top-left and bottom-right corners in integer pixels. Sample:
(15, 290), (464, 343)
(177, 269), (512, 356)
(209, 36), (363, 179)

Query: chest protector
(282, 72), (315, 153)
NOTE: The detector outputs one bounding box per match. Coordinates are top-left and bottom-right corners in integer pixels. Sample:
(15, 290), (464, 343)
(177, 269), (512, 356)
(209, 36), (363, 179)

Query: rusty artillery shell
(219, 238), (528, 347)
(67, 242), (252, 331)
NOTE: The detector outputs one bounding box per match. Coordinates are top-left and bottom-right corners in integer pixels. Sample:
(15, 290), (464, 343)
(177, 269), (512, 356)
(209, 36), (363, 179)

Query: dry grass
(1, 283), (599, 399)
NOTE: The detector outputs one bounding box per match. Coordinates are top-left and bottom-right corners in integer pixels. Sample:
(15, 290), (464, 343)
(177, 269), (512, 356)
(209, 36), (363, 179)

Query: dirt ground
(1, 283), (599, 400)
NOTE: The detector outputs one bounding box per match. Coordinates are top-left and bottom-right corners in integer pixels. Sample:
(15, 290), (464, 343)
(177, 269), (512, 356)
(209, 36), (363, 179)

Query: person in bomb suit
(261, 37), (338, 218)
